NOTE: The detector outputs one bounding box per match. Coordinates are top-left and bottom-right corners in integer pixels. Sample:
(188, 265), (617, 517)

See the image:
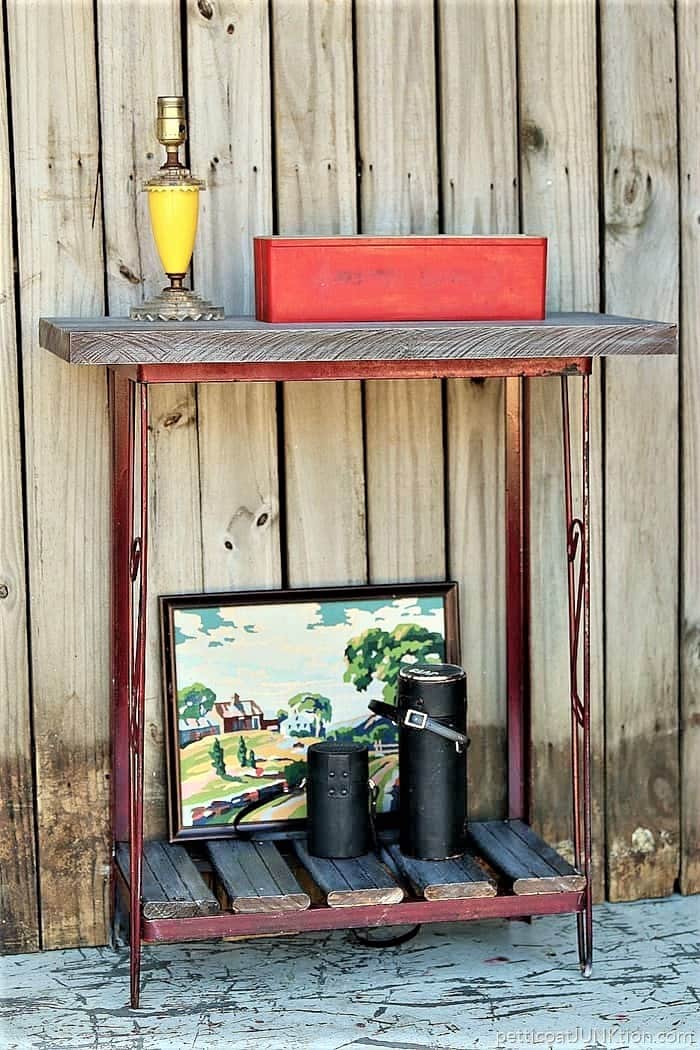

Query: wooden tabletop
(39, 312), (677, 367)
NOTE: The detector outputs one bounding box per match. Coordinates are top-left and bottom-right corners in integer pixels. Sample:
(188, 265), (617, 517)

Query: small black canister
(397, 663), (467, 860)
(306, 742), (370, 858)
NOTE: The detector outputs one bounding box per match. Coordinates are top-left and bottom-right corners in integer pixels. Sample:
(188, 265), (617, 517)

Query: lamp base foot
(130, 287), (224, 321)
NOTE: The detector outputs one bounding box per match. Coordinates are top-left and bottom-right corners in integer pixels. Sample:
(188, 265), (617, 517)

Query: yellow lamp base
(130, 286), (224, 322)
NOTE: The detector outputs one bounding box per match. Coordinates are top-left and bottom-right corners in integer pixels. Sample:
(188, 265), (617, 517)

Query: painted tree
(209, 737), (226, 778)
(237, 736), (248, 768)
(248, 748), (257, 769)
(370, 724), (395, 746)
(288, 692), (333, 737)
(178, 682), (216, 721)
(344, 622), (444, 705)
(283, 759), (307, 790)
(277, 708), (288, 730)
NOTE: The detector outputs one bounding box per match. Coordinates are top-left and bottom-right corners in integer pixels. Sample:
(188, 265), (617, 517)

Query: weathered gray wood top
(39, 312), (676, 366)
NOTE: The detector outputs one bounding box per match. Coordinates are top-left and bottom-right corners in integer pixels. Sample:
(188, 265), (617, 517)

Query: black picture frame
(161, 581), (460, 842)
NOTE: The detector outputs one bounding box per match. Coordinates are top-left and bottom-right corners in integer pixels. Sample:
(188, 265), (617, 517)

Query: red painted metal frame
(109, 372), (133, 846)
(108, 354), (593, 1008)
(116, 356), (590, 385)
(561, 374), (593, 975)
(505, 377), (530, 822)
(142, 891), (584, 944)
(110, 373), (149, 1007)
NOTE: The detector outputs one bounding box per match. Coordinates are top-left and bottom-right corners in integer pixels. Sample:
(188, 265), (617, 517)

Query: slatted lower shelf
(141, 890), (584, 943)
(116, 820), (585, 944)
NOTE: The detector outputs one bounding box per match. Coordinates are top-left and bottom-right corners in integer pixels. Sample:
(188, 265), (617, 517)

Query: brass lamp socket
(157, 95), (187, 170)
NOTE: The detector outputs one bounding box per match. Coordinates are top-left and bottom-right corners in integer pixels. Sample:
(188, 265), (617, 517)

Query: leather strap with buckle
(369, 699), (468, 752)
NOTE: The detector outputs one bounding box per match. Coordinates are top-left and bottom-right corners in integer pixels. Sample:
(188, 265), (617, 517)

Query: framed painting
(160, 582), (459, 841)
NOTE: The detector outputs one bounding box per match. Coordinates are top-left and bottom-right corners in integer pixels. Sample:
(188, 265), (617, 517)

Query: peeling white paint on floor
(0, 896), (697, 1050)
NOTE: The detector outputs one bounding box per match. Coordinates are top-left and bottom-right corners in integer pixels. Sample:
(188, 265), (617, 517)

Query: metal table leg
(110, 372), (149, 1008)
(561, 371), (593, 974)
(505, 376), (530, 823)
(128, 382), (149, 1007)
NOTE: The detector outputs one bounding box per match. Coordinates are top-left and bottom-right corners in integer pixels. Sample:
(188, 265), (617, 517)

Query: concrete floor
(1, 896), (697, 1050)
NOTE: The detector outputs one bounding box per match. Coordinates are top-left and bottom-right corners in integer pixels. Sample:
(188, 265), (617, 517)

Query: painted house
(287, 711), (316, 736)
(178, 716), (218, 748)
(211, 693), (280, 734)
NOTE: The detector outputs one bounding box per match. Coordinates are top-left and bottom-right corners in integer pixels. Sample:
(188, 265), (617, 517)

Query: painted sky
(173, 596), (445, 724)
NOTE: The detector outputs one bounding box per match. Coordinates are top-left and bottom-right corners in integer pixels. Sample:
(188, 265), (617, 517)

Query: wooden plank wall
(0, 0), (694, 953)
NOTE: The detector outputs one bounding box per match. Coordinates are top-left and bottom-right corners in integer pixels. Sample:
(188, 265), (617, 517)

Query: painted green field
(179, 728), (316, 811)
(178, 728), (399, 827)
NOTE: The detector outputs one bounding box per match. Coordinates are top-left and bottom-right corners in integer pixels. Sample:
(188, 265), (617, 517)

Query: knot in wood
(607, 152), (654, 232)
(521, 120), (546, 154)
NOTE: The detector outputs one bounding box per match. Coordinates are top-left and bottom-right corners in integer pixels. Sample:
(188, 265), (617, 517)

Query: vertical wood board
(273, 0), (366, 589)
(517, 0), (605, 899)
(438, 0), (517, 818)
(356, 0), (444, 592)
(188, 0), (281, 600)
(601, 0), (679, 901)
(7, 0), (110, 948)
(447, 377), (506, 819)
(97, 0), (198, 842)
(678, 0), (700, 895)
(0, 0), (39, 954)
(284, 380), (367, 587)
(272, 0), (356, 236)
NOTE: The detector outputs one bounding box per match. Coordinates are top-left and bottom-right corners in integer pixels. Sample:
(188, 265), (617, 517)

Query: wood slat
(207, 840), (310, 913)
(207, 840), (259, 899)
(447, 378), (506, 819)
(601, 0), (680, 901)
(473, 822), (559, 879)
(284, 380), (367, 588)
(197, 382), (281, 592)
(439, 0), (517, 820)
(187, 0), (281, 599)
(150, 843), (218, 911)
(679, 0), (700, 896)
(356, 0), (444, 588)
(508, 819), (581, 879)
(116, 843), (167, 912)
(382, 839), (497, 901)
(517, 0), (605, 901)
(356, 0), (438, 235)
(294, 840), (403, 907)
(350, 852), (401, 893)
(116, 842), (219, 919)
(468, 821), (585, 895)
(234, 840), (290, 897)
(253, 841), (308, 898)
(364, 379), (445, 584)
(272, 0), (365, 592)
(7, 0), (110, 949)
(0, 0), (38, 952)
(97, 0), (196, 843)
(271, 0), (356, 236)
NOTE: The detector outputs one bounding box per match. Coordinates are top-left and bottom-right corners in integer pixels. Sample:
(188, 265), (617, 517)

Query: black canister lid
(398, 662), (465, 684)
(397, 662), (467, 720)
(308, 742), (367, 755)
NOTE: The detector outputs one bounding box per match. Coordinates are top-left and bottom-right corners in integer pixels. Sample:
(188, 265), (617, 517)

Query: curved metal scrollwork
(567, 516), (586, 728)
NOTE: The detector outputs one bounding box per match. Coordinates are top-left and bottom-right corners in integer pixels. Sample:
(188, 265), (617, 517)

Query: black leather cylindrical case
(306, 742), (370, 859)
(397, 663), (467, 860)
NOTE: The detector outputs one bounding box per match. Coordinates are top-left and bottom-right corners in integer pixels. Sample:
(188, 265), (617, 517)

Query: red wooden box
(254, 235), (547, 323)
